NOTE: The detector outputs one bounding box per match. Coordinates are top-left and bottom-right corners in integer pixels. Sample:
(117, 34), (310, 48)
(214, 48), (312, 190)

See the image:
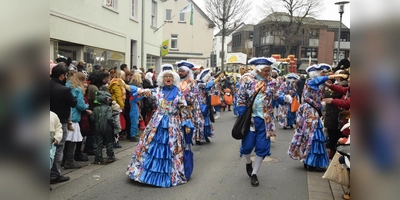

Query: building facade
(251, 12), (350, 73)
(50, 0), (164, 71)
(213, 23), (244, 70)
(161, 0), (215, 69)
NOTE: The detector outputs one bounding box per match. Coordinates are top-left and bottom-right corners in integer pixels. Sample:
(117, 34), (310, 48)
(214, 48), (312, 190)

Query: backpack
(223, 88), (233, 105)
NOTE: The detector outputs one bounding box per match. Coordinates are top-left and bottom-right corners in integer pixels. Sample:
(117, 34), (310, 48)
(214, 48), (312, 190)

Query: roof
(258, 12), (326, 27)
(318, 20), (349, 30)
(214, 22), (244, 36)
(235, 24), (254, 32)
(190, 0), (215, 28)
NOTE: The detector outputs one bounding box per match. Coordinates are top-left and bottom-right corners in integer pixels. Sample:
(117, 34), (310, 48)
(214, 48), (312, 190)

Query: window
(130, 0), (137, 19)
(103, 0), (118, 12)
(166, 9), (172, 21)
(179, 12), (185, 22)
(301, 48), (318, 58)
(171, 35), (178, 49)
(151, 1), (157, 27)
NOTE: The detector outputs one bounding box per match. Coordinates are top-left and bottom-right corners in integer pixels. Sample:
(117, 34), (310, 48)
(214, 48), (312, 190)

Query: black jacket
(50, 78), (77, 123)
(296, 76), (306, 95)
(323, 80), (348, 129)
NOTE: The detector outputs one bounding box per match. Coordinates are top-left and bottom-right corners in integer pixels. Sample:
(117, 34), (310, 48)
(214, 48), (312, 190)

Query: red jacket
(329, 84), (350, 110)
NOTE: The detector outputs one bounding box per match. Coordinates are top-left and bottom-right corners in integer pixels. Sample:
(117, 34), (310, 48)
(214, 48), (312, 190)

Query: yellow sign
(161, 40), (169, 57)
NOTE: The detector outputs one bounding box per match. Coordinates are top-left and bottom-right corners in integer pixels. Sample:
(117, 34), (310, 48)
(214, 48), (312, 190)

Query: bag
(322, 152), (350, 186)
(139, 119), (146, 131)
(210, 92), (221, 106)
(224, 94), (233, 105)
(120, 113), (126, 131)
(231, 90), (259, 140)
(291, 95), (300, 112)
(305, 101), (322, 117)
(336, 144), (350, 158)
(184, 148), (194, 180)
(207, 96), (215, 123)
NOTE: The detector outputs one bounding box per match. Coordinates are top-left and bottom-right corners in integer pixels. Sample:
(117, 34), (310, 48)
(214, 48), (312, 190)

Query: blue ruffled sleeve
(308, 76), (329, 91)
(205, 80), (214, 90)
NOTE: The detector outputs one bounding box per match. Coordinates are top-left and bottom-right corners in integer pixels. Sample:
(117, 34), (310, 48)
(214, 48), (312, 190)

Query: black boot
(251, 174), (259, 187)
(64, 142), (82, 169)
(195, 141), (202, 145)
(205, 137), (210, 143)
(246, 162), (253, 177)
(74, 142), (88, 161)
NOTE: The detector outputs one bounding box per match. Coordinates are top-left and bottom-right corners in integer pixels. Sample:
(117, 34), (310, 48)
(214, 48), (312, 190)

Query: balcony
(334, 41), (350, 49)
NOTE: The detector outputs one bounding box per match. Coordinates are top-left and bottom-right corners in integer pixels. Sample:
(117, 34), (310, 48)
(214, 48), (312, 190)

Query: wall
(318, 29), (335, 64)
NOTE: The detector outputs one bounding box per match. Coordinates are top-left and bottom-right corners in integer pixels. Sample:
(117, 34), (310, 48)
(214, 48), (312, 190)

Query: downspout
(141, 0), (145, 69)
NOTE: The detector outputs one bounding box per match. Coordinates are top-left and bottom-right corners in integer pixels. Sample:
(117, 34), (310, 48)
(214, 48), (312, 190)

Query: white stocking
(252, 155), (263, 175)
(244, 154), (251, 164)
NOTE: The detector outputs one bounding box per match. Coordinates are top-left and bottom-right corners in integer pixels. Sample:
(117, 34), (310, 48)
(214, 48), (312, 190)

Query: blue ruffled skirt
(203, 116), (211, 137)
(286, 109), (296, 127)
(139, 117), (172, 188)
(304, 119), (329, 168)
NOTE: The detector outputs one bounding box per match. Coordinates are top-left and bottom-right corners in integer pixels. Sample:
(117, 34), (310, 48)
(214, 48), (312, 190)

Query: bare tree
(205, 0), (252, 72)
(259, 0), (323, 57)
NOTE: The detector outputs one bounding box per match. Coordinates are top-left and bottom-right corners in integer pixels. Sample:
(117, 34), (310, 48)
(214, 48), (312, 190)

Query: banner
(161, 39), (169, 57)
(180, 3), (193, 25)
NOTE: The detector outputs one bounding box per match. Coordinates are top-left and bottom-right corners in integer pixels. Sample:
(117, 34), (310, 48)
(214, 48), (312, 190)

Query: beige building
(161, 0), (215, 69)
(50, 0), (164, 71)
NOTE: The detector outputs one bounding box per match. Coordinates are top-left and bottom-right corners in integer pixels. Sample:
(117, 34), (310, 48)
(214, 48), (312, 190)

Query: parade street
(50, 111), (345, 200)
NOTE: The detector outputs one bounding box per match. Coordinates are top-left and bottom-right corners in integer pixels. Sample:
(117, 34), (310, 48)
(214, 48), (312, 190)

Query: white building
(50, 0), (164, 71)
(160, 0), (215, 69)
(212, 23), (244, 70)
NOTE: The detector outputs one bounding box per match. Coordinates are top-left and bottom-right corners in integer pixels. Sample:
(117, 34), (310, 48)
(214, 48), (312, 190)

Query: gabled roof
(214, 22), (245, 36)
(318, 20), (349, 30)
(190, 0), (215, 28)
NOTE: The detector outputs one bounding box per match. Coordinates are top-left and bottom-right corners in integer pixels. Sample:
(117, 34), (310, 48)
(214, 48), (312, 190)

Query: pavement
(50, 111), (348, 200)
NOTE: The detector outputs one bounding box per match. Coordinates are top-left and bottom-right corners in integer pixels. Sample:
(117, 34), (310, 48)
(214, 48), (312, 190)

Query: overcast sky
(192, 0), (351, 28)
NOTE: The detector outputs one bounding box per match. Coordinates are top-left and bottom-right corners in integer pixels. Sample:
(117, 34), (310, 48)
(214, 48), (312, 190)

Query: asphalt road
(50, 111), (308, 200)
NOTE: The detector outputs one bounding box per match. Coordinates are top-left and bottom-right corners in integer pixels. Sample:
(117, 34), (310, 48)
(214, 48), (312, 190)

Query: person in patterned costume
(287, 64), (348, 172)
(126, 69), (192, 187)
(236, 57), (279, 187)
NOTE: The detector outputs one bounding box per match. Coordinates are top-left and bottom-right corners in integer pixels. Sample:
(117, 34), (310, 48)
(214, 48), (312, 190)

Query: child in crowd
(91, 91), (116, 164)
(111, 101), (123, 148)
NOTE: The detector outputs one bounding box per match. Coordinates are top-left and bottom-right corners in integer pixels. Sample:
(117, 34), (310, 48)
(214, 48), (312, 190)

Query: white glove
(284, 95), (292, 103)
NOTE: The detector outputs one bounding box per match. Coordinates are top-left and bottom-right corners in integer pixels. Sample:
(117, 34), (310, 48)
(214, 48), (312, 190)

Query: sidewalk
(51, 137), (139, 190)
(308, 170), (348, 200)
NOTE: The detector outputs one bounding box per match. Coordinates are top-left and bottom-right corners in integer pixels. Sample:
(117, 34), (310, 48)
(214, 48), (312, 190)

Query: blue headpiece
(286, 73), (300, 80)
(176, 60), (195, 69)
(248, 57), (276, 66)
(161, 64), (174, 71)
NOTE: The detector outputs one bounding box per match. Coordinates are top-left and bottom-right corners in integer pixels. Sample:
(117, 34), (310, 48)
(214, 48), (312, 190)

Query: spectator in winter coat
(50, 64), (77, 184)
(296, 75), (306, 103)
(322, 70), (348, 159)
(323, 74), (351, 137)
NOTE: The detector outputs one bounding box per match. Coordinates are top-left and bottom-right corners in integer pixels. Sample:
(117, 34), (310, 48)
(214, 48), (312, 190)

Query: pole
(337, 12), (343, 64)
(141, 0), (145, 69)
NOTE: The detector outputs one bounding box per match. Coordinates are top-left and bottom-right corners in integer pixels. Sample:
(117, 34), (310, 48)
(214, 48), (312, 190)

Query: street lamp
(334, 1), (349, 65)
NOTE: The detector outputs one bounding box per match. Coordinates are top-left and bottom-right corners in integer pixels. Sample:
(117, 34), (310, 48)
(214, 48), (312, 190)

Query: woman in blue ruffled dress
(126, 70), (192, 187)
(288, 64), (347, 171)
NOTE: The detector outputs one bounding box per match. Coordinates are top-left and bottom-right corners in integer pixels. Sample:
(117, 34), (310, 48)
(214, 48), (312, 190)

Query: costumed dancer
(277, 73), (300, 129)
(271, 67), (281, 118)
(236, 57), (278, 187)
(126, 69), (192, 188)
(194, 69), (223, 145)
(175, 61), (204, 147)
(288, 64), (347, 171)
